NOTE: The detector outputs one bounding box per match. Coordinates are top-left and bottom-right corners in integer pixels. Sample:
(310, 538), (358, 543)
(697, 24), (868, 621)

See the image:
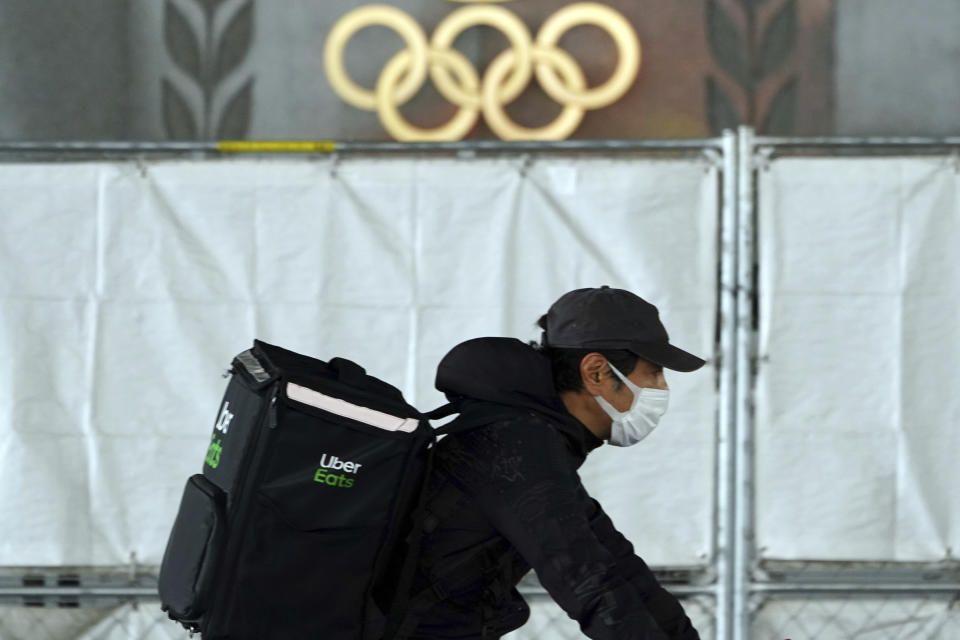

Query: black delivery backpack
(158, 339), (462, 639)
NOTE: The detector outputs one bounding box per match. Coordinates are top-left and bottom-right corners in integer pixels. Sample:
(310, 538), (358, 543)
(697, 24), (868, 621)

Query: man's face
(602, 357), (668, 412)
(579, 352), (668, 413)
(562, 353), (670, 441)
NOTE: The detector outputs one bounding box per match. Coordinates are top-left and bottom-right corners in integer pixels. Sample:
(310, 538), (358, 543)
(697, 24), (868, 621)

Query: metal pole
(733, 125), (756, 640)
(0, 141), (219, 153)
(0, 587), (158, 598)
(8, 135), (960, 155)
(751, 582), (960, 594)
(0, 138), (724, 156)
(715, 129), (740, 640)
(326, 139), (723, 153)
(751, 135), (960, 148)
(0, 583), (719, 600)
(520, 584), (717, 598)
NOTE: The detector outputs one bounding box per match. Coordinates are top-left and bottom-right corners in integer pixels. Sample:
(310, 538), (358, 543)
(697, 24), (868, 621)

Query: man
(402, 286), (705, 640)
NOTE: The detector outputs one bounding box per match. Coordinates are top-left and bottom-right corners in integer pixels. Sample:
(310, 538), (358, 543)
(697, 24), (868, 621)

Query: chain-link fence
(751, 594), (960, 640)
(738, 131), (960, 640)
(503, 594), (716, 640)
(743, 559), (960, 640)
(0, 602), (185, 640)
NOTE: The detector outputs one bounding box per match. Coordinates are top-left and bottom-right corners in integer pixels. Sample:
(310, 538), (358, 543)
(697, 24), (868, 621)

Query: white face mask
(593, 362), (669, 447)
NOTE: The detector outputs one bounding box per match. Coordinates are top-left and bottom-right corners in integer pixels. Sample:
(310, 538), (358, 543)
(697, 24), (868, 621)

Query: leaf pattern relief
(703, 0), (800, 135)
(706, 0), (751, 90)
(761, 75), (797, 134)
(164, 1), (202, 83)
(162, 78), (198, 139)
(759, 0), (797, 80)
(214, 2), (254, 85)
(217, 78), (254, 139)
(162, 0), (256, 140)
(197, 0), (229, 13)
(706, 76), (742, 134)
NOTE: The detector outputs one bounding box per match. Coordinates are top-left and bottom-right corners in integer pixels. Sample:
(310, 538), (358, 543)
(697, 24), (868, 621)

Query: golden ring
(482, 47), (586, 141)
(376, 49), (481, 141)
(323, 5), (429, 110)
(535, 2), (641, 109)
(431, 5), (533, 107)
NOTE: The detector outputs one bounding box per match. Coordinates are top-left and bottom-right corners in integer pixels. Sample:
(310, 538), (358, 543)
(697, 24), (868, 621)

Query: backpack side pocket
(159, 473), (227, 623)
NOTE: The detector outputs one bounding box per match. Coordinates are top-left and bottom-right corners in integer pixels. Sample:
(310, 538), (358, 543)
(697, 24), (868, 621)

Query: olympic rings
(484, 47), (586, 141)
(536, 3), (641, 109)
(431, 5), (533, 107)
(324, 5), (428, 110)
(377, 49), (481, 141)
(323, 2), (642, 141)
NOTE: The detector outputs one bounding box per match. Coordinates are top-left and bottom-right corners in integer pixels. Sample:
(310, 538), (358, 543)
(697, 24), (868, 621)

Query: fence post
(733, 125), (757, 640)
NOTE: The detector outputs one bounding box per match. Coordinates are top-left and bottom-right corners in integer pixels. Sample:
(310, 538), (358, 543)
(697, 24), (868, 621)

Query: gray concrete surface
(0, 2), (131, 140)
(835, 0), (960, 136)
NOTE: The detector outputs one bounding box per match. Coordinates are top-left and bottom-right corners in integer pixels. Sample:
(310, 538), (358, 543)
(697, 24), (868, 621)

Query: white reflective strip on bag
(285, 382), (419, 433)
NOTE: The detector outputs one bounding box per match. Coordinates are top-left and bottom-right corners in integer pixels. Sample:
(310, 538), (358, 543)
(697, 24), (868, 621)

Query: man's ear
(580, 352), (608, 395)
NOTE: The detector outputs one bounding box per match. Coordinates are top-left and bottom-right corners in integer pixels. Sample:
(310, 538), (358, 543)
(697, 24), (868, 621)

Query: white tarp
(0, 156), (719, 568)
(756, 157), (960, 561)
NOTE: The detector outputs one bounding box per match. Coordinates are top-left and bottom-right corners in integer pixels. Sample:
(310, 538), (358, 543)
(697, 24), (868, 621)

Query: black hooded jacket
(405, 337), (700, 640)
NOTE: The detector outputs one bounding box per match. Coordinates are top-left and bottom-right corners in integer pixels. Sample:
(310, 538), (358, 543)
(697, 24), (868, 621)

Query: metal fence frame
(734, 126), (960, 640)
(0, 137), (732, 639)
(3, 130), (958, 639)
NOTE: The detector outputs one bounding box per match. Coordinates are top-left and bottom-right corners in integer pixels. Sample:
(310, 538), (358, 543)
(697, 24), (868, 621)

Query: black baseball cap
(543, 286), (706, 372)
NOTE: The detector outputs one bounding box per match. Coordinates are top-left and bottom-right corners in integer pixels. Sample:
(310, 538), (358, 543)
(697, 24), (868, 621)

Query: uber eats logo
(314, 453), (362, 489)
(205, 434), (223, 469)
(205, 402), (233, 469)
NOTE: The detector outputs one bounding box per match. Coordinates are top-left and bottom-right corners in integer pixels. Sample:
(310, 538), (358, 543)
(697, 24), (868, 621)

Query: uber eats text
(205, 435), (222, 469)
(314, 454), (362, 489)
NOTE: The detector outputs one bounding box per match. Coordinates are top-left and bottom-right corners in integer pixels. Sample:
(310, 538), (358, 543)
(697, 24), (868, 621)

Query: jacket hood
(434, 337), (604, 458)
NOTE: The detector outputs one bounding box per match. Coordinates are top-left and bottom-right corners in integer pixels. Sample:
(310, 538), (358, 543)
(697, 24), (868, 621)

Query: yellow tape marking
(217, 141), (338, 153)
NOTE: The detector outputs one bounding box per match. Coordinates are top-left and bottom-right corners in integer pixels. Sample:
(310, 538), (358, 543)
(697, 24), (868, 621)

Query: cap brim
(630, 342), (706, 372)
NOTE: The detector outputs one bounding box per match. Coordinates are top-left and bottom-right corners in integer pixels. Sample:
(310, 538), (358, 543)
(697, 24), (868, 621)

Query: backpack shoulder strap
(422, 399), (524, 436)
(422, 402), (458, 420)
(379, 440), (438, 640)
(434, 411), (518, 437)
